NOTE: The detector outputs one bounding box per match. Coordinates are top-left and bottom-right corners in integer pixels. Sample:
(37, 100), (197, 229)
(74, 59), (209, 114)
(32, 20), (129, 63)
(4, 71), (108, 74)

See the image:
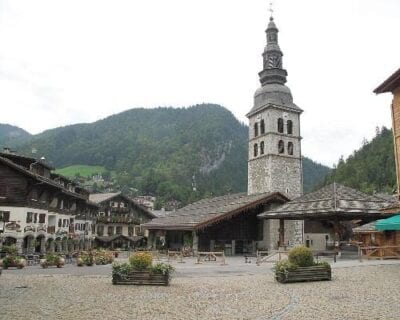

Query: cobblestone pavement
(1, 259), (400, 320)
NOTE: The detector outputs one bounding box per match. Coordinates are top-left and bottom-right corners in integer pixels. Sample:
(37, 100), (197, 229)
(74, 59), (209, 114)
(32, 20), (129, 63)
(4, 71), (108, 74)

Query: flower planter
(275, 265), (331, 283)
(40, 258), (65, 268)
(0, 257), (26, 269)
(112, 271), (170, 286)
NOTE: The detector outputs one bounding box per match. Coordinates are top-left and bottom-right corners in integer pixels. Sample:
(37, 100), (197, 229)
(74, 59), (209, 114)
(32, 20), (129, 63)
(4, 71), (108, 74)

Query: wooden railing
(359, 245), (400, 261)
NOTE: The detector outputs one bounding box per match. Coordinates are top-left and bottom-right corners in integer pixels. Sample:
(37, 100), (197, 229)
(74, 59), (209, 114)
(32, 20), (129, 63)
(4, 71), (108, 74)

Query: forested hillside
(0, 124), (31, 147)
(2, 104), (330, 207)
(324, 127), (395, 194)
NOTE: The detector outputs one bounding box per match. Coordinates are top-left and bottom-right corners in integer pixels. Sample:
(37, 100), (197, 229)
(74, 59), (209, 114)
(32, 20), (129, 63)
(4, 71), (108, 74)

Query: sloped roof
(89, 192), (156, 218)
(353, 221), (379, 233)
(374, 68), (400, 94)
(143, 192), (288, 231)
(0, 155), (97, 206)
(258, 183), (393, 220)
(89, 192), (121, 204)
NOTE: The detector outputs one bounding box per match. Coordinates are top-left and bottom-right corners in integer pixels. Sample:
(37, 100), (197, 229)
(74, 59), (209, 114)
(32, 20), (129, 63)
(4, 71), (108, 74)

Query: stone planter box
(0, 258), (26, 269)
(275, 265), (331, 283)
(112, 271), (170, 286)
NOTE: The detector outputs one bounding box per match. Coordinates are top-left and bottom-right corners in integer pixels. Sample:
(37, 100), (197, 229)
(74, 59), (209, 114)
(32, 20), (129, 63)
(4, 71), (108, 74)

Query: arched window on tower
(260, 141), (264, 155)
(278, 140), (284, 154)
(254, 123), (259, 137)
(260, 120), (265, 134)
(288, 142), (293, 155)
(287, 120), (293, 135)
(254, 143), (258, 157)
(278, 118), (284, 133)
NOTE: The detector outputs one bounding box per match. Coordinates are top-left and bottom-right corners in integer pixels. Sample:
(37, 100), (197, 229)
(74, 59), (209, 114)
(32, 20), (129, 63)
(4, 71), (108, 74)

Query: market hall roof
(142, 192), (288, 231)
(258, 183), (394, 220)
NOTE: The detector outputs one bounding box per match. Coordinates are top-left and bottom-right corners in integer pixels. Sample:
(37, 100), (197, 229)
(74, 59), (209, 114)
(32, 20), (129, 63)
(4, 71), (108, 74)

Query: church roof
(258, 183), (394, 220)
(142, 192), (288, 231)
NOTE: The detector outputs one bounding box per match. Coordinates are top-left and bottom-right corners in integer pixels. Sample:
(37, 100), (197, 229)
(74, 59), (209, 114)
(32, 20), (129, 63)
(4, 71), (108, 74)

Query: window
(128, 226), (134, 236)
(277, 118), (284, 133)
(34, 213), (38, 223)
(0, 211), (10, 222)
(260, 120), (265, 134)
(254, 123), (259, 137)
(288, 142), (294, 155)
(260, 141), (265, 155)
(278, 140), (284, 154)
(97, 225), (104, 236)
(26, 212), (33, 223)
(253, 143), (258, 157)
(287, 120), (293, 135)
(116, 226), (123, 235)
(39, 214), (46, 223)
(108, 226), (114, 236)
(58, 219), (62, 227)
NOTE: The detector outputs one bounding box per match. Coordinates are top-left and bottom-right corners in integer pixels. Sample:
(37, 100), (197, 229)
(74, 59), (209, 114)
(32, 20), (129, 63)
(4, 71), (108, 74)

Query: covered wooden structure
(258, 183), (394, 251)
(143, 192), (288, 255)
(353, 216), (400, 260)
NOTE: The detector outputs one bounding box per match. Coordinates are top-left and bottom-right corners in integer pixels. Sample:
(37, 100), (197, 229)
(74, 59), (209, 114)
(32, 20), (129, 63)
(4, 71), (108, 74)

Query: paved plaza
(1, 257), (400, 319)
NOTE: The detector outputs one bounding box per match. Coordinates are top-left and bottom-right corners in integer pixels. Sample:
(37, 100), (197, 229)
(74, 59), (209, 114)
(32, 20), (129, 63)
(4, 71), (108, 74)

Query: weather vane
(269, 1), (274, 18)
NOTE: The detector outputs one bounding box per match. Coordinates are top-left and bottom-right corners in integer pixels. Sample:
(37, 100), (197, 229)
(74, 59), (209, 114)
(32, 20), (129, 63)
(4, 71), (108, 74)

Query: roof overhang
(259, 210), (393, 221)
(374, 68), (400, 94)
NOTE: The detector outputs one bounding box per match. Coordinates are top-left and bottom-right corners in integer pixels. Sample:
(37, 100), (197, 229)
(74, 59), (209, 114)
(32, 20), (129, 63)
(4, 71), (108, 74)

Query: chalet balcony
(96, 216), (140, 224)
(110, 207), (129, 213)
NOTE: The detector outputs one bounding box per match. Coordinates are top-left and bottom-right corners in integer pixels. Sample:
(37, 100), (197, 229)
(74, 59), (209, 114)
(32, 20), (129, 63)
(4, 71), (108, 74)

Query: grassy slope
(54, 165), (106, 178)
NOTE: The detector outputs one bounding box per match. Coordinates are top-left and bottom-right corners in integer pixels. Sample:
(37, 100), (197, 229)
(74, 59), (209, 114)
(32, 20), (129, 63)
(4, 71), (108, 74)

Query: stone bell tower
(247, 16), (303, 248)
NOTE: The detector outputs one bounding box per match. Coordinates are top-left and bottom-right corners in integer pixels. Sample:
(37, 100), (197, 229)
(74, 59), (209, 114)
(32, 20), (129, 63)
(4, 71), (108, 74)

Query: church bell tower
(247, 16), (303, 200)
(247, 16), (304, 248)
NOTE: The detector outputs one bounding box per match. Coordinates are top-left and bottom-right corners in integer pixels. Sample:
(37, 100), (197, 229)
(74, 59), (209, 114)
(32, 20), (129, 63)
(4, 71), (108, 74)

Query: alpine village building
(0, 150), (154, 254)
(143, 16), (304, 254)
(0, 150), (98, 254)
(89, 192), (155, 249)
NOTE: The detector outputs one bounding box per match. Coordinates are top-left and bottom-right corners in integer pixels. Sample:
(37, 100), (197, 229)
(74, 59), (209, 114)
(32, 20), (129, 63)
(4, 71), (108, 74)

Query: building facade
(90, 192), (155, 249)
(0, 150), (98, 254)
(247, 17), (304, 248)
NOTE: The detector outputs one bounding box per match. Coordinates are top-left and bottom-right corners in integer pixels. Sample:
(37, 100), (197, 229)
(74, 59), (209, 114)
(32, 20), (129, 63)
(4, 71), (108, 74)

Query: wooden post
(279, 219), (285, 248)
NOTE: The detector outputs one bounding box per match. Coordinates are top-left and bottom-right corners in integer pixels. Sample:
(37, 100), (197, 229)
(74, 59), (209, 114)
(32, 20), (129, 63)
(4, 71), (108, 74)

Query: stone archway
(23, 234), (35, 254)
(35, 235), (46, 253)
(46, 238), (55, 253)
(2, 236), (17, 246)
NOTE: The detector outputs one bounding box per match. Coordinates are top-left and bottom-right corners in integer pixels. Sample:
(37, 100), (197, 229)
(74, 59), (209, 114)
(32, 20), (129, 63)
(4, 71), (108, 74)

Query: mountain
(0, 124), (31, 148)
(2, 104), (330, 207)
(323, 127), (395, 194)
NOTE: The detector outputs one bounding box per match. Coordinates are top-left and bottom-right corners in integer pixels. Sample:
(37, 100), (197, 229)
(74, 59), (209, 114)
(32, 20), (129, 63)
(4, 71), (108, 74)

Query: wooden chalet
(0, 150), (98, 254)
(89, 192), (155, 249)
(143, 192), (288, 255)
(258, 183), (393, 251)
(353, 215), (400, 260)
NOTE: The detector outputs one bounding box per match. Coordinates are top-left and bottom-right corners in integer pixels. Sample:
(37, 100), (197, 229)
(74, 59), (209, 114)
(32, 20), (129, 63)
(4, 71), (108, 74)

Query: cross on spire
(269, 1), (274, 19)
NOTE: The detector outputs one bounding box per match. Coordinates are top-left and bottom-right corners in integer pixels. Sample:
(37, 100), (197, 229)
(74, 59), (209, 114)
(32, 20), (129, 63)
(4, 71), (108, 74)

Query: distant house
(89, 192), (155, 249)
(0, 149), (98, 254)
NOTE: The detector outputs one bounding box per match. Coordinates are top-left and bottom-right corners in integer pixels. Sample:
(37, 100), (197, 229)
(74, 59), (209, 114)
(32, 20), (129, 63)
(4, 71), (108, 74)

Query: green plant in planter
(288, 246), (314, 267)
(2, 245), (18, 255)
(149, 262), (175, 276)
(274, 259), (298, 273)
(2, 255), (25, 269)
(129, 252), (153, 270)
(112, 262), (132, 282)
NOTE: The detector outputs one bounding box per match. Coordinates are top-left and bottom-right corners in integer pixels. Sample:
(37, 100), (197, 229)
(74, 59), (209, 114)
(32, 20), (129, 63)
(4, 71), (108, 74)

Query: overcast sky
(0, 0), (399, 167)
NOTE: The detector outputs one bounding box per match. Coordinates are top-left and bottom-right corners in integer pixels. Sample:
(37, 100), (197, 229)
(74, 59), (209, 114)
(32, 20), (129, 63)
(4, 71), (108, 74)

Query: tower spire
(258, 10), (287, 86)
